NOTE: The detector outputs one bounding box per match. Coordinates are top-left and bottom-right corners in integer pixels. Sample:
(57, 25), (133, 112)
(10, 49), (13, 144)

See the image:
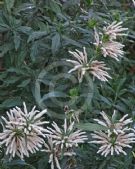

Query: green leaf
(38, 21), (48, 31)
(116, 77), (126, 93)
(13, 32), (21, 50)
(1, 98), (22, 108)
(69, 87), (79, 97)
(38, 156), (49, 169)
(88, 18), (97, 28)
(39, 91), (68, 103)
(30, 41), (39, 62)
(17, 26), (32, 35)
(27, 31), (47, 43)
(7, 67), (25, 74)
(17, 79), (31, 87)
(16, 47), (27, 66)
(86, 0), (93, 6)
(49, 0), (61, 14)
(0, 43), (13, 57)
(7, 160), (26, 166)
(76, 123), (107, 131)
(51, 33), (61, 55)
(5, 0), (15, 13)
(6, 160), (36, 169)
(15, 3), (36, 13)
(99, 95), (112, 106)
(62, 35), (82, 48)
(99, 159), (108, 169)
(5, 76), (21, 84)
(0, 23), (10, 32)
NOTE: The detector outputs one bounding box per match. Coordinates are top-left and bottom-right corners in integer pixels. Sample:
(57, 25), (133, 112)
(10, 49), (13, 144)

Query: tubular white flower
(94, 111), (133, 135)
(93, 23), (126, 61)
(16, 102), (49, 137)
(67, 47), (89, 82)
(90, 130), (135, 157)
(43, 137), (76, 169)
(43, 137), (61, 169)
(103, 21), (128, 40)
(93, 28), (101, 47)
(101, 41), (124, 61)
(0, 102), (49, 159)
(90, 60), (112, 82)
(91, 111), (135, 156)
(45, 118), (88, 150)
(0, 113), (28, 159)
(67, 47), (111, 82)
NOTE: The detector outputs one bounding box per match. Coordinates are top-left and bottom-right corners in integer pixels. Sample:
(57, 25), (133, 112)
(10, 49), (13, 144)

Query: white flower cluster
(90, 111), (135, 157)
(67, 47), (111, 82)
(0, 103), (135, 167)
(0, 103), (87, 169)
(103, 21), (128, 40)
(0, 102), (48, 159)
(43, 118), (88, 169)
(66, 21), (127, 83)
(94, 21), (128, 61)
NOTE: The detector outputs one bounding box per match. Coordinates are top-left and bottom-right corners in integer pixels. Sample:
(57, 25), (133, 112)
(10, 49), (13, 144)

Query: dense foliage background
(0, 0), (135, 169)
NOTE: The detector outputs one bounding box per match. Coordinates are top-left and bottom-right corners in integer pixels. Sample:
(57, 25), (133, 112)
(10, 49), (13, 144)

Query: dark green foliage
(0, 0), (135, 168)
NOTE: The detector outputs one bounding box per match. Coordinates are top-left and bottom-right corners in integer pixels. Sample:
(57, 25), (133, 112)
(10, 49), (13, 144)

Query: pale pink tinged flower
(90, 60), (111, 81)
(91, 111), (135, 156)
(25, 132), (45, 153)
(0, 102), (49, 159)
(43, 136), (76, 169)
(67, 47), (111, 82)
(67, 47), (89, 82)
(45, 119), (88, 150)
(43, 137), (61, 169)
(103, 21), (128, 40)
(93, 28), (102, 47)
(90, 130), (135, 157)
(101, 41), (124, 61)
(93, 25), (126, 61)
(0, 115), (28, 159)
(16, 102), (49, 137)
(94, 111), (133, 135)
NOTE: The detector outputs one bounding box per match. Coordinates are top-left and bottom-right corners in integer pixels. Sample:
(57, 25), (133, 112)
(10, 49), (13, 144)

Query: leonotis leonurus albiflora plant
(0, 0), (135, 169)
